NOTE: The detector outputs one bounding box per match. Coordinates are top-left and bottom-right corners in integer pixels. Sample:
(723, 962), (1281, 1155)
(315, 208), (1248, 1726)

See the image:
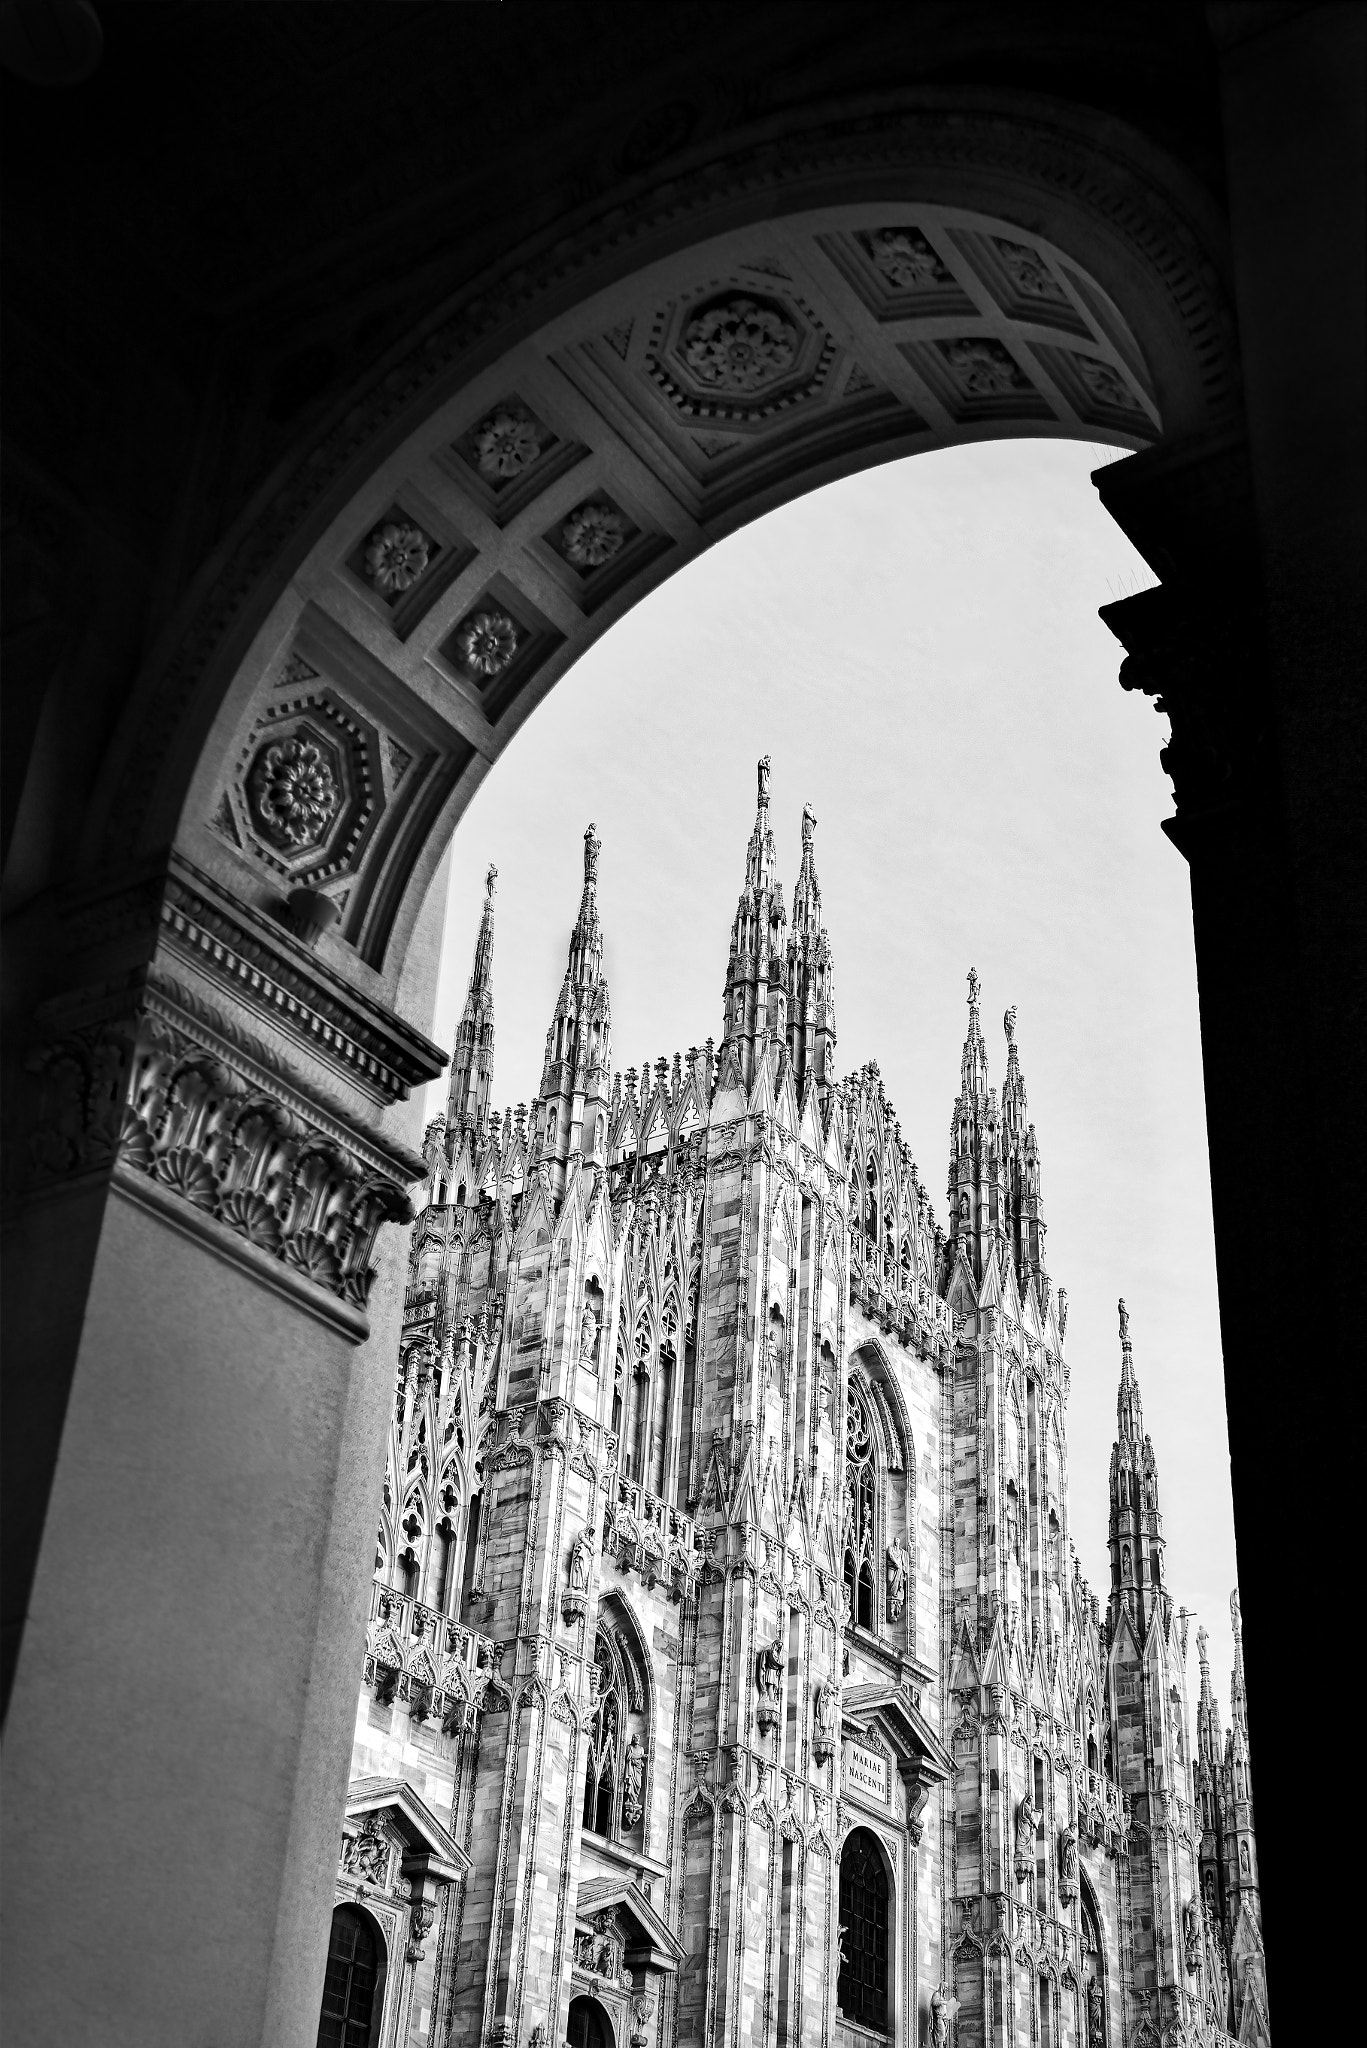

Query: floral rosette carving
(454, 609), (519, 678)
(248, 734), (340, 850)
(943, 338), (1028, 397)
(1077, 356), (1135, 410)
(681, 295), (798, 393)
(561, 501), (627, 569)
(869, 227), (944, 288)
(472, 406), (543, 479)
(363, 519), (431, 595)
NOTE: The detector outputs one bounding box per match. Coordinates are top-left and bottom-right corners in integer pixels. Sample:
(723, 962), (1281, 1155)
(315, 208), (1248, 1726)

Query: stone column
(0, 848), (448, 2045)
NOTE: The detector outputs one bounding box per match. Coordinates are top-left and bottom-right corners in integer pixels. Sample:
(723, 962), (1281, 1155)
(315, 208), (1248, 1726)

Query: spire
(447, 863), (497, 1131)
(538, 825), (612, 1201)
(1117, 1297), (1144, 1442)
(721, 757), (788, 1088)
(1229, 1588), (1248, 1740)
(947, 969), (992, 1278)
(1000, 1004), (1047, 1291)
(1196, 1620), (1224, 1766)
(1107, 1298), (1167, 1636)
(784, 801), (836, 1106)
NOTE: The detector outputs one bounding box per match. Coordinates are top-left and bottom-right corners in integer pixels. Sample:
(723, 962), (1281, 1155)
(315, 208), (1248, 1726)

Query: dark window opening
(838, 1826), (890, 2032)
(458, 1494), (481, 1614)
(566, 1996), (611, 2048)
(317, 1906), (379, 2048)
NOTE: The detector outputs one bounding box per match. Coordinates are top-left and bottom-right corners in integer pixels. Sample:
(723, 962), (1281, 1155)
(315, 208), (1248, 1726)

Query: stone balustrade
(363, 1579), (498, 1729)
(602, 1474), (707, 1599)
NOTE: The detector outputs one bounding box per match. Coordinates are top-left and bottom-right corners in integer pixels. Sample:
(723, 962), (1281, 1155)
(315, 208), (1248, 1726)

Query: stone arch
(10, 20), (1349, 2036)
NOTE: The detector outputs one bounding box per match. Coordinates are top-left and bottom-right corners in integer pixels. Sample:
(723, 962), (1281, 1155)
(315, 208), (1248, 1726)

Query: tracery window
(838, 1827), (890, 2032)
(581, 1627), (646, 1841)
(843, 1384), (877, 1631)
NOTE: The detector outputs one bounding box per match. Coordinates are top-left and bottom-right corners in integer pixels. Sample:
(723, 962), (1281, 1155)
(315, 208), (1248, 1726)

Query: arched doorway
(566, 1995), (614, 2048)
(838, 1826), (892, 2034)
(3, 10), (1354, 2036)
(317, 1904), (384, 2048)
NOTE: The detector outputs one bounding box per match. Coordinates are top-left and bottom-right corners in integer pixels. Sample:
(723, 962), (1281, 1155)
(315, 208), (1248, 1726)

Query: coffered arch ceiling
(104, 115), (1235, 1007)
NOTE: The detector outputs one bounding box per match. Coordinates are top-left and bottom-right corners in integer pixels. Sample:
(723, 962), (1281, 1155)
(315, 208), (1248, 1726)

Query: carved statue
(756, 1632), (785, 1732)
(885, 1538), (911, 1621)
(622, 1732), (646, 1826)
(764, 1311), (783, 1389)
(1087, 1976), (1105, 2047)
(1183, 1894), (1202, 1972)
(1014, 1792), (1038, 1881)
(1058, 1822), (1078, 1900)
(929, 1985), (952, 2048)
(342, 1814), (390, 1886)
(580, 1300), (600, 1365)
(813, 1676), (839, 1762)
(563, 1528), (594, 1624)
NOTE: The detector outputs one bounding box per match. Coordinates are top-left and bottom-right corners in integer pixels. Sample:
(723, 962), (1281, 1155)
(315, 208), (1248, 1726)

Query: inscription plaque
(846, 1741), (889, 1803)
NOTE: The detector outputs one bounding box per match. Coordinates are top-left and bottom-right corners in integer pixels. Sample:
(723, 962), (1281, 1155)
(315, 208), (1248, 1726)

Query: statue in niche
(813, 1676), (840, 1762)
(622, 1733), (646, 1826)
(756, 1633), (785, 1732)
(1058, 1822), (1078, 1900)
(563, 1529), (594, 1625)
(1183, 1895), (1202, 1972)
(764, 1311), (783, 1390)
(1014, 1792), (1038, 1881)
(885, 1538), (911, 1621)
(929, 1986), (953, 2047)
(1087, 1977), (1105, 2046)
(1121, 1544), (1132, 1580)
(580, 1299), (601, 1367)
(1239, 1840), (1250, 1876)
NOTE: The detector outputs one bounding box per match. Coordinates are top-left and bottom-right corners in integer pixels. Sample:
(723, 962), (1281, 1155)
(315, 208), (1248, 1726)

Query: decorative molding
(159, 853), (445, 1106)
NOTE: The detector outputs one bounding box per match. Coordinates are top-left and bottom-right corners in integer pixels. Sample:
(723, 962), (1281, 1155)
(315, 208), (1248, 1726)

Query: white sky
(425, 437), (1241, 1716)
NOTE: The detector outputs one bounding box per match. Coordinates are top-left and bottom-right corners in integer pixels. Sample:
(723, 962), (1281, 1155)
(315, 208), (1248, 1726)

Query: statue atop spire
(583, 822), (600, 892)
(723, 759), (788, 1086)
(447, 858), (499, 1132)
(786, 797), (835, 1104)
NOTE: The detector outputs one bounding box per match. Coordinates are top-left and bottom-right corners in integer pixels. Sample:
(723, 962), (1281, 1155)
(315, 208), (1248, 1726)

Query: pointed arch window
(843, 1384), (877, 1631)
(581, 1627), (647, 1842)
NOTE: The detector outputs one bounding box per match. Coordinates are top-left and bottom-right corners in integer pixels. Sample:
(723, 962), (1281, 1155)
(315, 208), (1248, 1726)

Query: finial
(967, 967), (980, 1008)
(485, 863), (497, 900)
(801, 801), (816, 847)
(583, 823), (600, 887)
(757, 755), (771, 806)
(1004, 1005), (1016, 1045)
(1118, 1297), (1130, 1344)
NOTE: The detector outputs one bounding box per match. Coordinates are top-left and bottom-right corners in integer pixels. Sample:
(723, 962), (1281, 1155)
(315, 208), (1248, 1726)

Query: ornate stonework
(331, 770), (1261, 2047)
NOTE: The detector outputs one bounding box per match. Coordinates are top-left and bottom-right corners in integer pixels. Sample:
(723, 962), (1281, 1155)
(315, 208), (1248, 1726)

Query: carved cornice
(11, 965), (425, 1310)
(159, 854), (445, 1106)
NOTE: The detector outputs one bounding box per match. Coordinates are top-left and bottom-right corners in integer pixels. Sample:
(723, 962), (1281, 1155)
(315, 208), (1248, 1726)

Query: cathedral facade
(319, 764), (1268, 2048)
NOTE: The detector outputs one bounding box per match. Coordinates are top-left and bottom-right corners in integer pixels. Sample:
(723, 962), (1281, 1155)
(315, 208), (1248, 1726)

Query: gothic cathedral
(319, 763), (1269, 2048)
